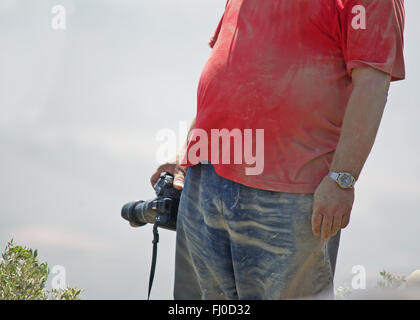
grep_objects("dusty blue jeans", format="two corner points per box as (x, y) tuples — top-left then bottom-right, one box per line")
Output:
(174, 163), (340, 300)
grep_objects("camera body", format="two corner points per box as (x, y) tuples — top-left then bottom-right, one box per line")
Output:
(121, 172), (181, 231)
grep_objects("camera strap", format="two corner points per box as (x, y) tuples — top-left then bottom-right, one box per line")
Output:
(147, 222), (159, 300)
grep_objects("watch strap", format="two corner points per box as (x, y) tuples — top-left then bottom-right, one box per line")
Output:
(328, 172), (340, 182)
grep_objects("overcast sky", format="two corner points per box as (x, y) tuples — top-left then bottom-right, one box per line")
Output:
(0, 0), (419, 299)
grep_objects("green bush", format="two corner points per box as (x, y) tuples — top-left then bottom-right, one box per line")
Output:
(0, 239), (82, 300)
(335, 269), (407, 299)
(377, 270), (406, 289)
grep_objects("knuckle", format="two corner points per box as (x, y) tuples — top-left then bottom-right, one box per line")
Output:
(315, 202), (327, 212)
(312, 211), (322, 219)
(323, 217), (333, 225)
(174, 175), (184, 182)
(338, 203), (351, 212)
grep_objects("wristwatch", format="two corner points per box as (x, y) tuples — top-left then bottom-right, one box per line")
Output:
(328, 172), (356, 189)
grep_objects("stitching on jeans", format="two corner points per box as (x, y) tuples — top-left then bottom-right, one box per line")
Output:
(230, 184), (240, 209)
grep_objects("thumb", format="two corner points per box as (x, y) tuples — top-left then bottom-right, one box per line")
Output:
(173, 172), (185, 190)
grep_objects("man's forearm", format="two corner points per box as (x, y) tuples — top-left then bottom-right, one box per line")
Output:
(330, 68), (391, 180)
(178, 116), (196, 157)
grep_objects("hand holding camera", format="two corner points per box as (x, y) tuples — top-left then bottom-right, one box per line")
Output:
(150, 153), (188, 191)
(121, 172), (182, 231)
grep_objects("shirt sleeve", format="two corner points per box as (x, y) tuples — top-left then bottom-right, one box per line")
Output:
(209, 0), (230, 48)
(337, 0), (406, 81)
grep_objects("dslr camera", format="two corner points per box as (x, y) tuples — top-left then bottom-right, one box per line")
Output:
(121, 172), (181, 231)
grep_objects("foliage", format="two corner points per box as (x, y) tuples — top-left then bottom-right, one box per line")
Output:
(335, 269), (407, 299)
(334, 283), (353, 299)
(377, 269), (406, 289)
(0, 239), (82, 300)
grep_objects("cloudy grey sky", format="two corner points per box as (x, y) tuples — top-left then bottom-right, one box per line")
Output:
(0, 0), (419, 299)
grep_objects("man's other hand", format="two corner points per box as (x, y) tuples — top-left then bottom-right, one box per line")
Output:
(150, 154), (188, 190)
(311, 176), (354, 242)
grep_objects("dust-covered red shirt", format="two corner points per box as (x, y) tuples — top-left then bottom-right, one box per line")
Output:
(182, 0), (405, 193)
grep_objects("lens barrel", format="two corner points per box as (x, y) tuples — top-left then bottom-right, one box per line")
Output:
(121, 201), (147, 227)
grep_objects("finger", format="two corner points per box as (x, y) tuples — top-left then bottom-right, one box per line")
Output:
(173, 167), (187, 190)
(311, 211), (323, 237)
(150, 171), (161, 187)
(331, 215), (343, 236)
(150, 164), (176, 186)
(320, 215), (333, 242)
(341, 214), (350, 229)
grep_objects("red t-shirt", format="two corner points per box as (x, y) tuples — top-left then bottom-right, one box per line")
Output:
(182, 0), (405, 193)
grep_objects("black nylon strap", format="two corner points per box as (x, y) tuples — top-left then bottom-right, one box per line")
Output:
(147, 222), (160, 300)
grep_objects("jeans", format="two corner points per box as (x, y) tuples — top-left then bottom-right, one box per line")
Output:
(174, 163), (340, 300)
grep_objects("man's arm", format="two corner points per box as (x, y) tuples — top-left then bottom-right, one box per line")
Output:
(150, 116), (196, 189)
(312, 67), (391, 241)
(178, 116), (196, 161)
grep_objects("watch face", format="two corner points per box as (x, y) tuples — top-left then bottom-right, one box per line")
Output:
(338, 173), (353, 188)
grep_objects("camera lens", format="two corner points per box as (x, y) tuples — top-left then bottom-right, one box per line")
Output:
(121, 202), (136, 221)
(121, 201), (148, 227)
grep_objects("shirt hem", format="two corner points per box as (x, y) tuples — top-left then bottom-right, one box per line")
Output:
(182, 162), (320, 194)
